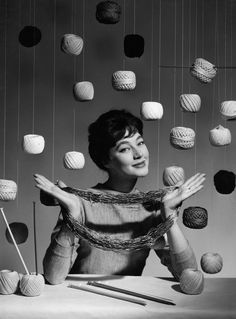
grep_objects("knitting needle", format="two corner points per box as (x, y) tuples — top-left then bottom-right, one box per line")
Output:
(0, 207), (30, 275)
(88, 281), (176, 306)
(68, 283), (146, 306)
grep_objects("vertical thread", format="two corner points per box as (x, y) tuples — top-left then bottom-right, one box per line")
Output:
(188, 0), (191, 93)
(173, 0), (177, 127)
(150, 0), (153, 101)
(123, 0), (126, 70)
(181, 0), (184, 126)
(82, 0), (85, 80)
(52, 0), (57, 181)
(3, 0), (8, 179)
(230, 0), (232, 98)
(133, 0), (136, 34)
(32, 0), (36, 134)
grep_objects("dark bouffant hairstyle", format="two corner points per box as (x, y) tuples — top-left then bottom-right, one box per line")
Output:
(88, 109), (143, 171)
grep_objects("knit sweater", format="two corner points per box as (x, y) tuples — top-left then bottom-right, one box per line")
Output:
(43, 185), (197, 284)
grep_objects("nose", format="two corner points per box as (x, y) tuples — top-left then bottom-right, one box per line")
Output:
(133, 148), (142, 159)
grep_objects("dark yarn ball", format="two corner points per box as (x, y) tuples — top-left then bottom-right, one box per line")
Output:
(6, 222), (28, 244)
(124, 34), (144, 58)
(19, 26), (42, 47)
(96, 1), (121, 24)
(214, 170), (235, 194)
(40, 190), (59, 206)
(183, 206), (208, 229)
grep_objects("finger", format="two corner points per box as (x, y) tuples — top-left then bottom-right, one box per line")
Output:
(57, 180), (67, 188)
(184, 173), (206, 189)
(182, 184), (204, 201)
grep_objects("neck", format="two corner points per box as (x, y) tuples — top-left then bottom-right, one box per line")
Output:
(103, 176), (137, 193)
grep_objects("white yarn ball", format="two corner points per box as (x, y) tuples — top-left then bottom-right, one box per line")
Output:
(112, 71), (136, 90)
(61, 34), (83, 56)
(0, 179), (17, 201)
(170, 127), (195, 149)
(0, 270), (20, 294)
(140, 101), (163, 120)
(179, 94), (201, 112)
(73, 81), (94, 101)
(180, 268), (204, 295)
(23, 134), (45, 154)
(191, 58), (217, 83)
(63, 151), (85, 170)
(163, 166), (185, 186)
(20, 273), (45, 297)
(209, 125), (231, 146)
(220, 101), (236, 120)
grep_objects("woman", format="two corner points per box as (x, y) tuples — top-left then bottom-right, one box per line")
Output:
(34, 109), (205, 285)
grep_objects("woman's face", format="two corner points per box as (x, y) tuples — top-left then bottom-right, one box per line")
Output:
(105, 130), (149, 179)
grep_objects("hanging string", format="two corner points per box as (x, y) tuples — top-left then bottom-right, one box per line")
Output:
(82, 0), (85, 80)
(230, 0), (232, 99)
(173, 0), (177, 128)
(223, 1), (228, 168)
(188, 0), (191, 93)
(211, 0), (218, 129)
(133, 0), (136, 34)
(181, 0), (184, 126)
(201, 0), (204, 57)
(32, 0), (36, 133)
(123, 0), (126, 70)
(193, 0), (198, 175)
(52, 0), (57, 181)
(150, 0), (153, 101)
(157, 0), (161, 187)
(72, 0), (76, 151)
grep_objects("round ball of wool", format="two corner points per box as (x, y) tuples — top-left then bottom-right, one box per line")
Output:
(112, 71), (136, 91)
(179, 94), (201, 112)
(209, 125), (231, 146)
(61, 34), (83, 56)
(124, 34), (144, 58)
(140, 101), (163, 120)
(96, 1), (121, 24)
(0, 270), (20, 295)
(73, 81), (94, 101)
(170, 127), (195, 149)
(190, 58), (217, 83)
(0, 179), (17, 201)
(6, 222), (28, 245)
(20, 273), (45, 297)
(220, 101), (236, 120)
(63, 151), (85, 170)
(18, 26), (41, 47)
(214, 170), (235, 194)
(183, 206), (208, 229)
(179, 268), (204, 295)
(40, 190), (59, 206)
(163, 166), (185, 187)
(200, 252), (223, 274)
(23, 134), (45, 154)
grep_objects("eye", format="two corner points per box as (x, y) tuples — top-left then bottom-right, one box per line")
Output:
(119, 147), (130, 153)
(137, 139), (145, 146)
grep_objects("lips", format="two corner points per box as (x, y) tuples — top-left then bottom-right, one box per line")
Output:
(133, 160), (146, 168)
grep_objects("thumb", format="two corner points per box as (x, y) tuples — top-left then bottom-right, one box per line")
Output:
(56, 180), (67, 188)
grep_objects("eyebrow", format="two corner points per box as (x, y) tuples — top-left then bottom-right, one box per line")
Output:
(115, 135), (142, 149)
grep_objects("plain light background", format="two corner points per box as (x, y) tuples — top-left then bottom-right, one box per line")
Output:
(0, 0), (235, 278)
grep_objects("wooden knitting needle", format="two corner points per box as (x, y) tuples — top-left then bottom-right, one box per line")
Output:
(0, 207), (29, 275)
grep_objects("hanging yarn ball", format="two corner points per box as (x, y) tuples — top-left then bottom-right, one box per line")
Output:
(96, 1), (121, 24)
(63, 151), (85, 170)
(214, 170), (235, 194)
(18, 26), (42, 47)
(0, 270), (20, 295)
(140, 102), (163, 120)
(162, 166), (185, 187)
(200, 252), (223, 274)
(183, 206), (208, 229)
(179, 94), (201, 112)
(40, 190), (59, 206)
(0, 179), (17, 201)
(220, 101), (236, 120)
(209, 125), (231, 146)
(179, 268), (204, 295)
(5, 222), (28, 245)
(190, 58), (217, 83)
(61, 34), (84, 56)
(112, 71), (136, 91)
(20, 273), (45, 297)
(73, 81), (94, 101)
(124, 34), (144, 58)
(23, 134), (45, 154)
(170, 127), (195, 149)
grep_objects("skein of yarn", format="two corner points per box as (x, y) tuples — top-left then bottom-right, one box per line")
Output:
(179, 269), (204, 295)
(183, 206), (208, 229)
(5, 222), (29, 245)
(140, 102), (163, 120)
(23, 134), (45, 154)
(214, 170), (235, 194)
(20, 273), (45, 297)
(0, 179), (17, 201)
(170, 127), (195, 149)
(18, 26), (42, 47)
(61, 34), (83, 56)
(96, 1), (121, 24)
(190, 58), (217, 83)
(209, 125), (231, 146)
(220, 101), (236, 120)
(112, 71), (136, 90)
(63, 152), (85, 170)
(124, 34), (144, 58)
(0, 270), (20, 295)
(200, 252), (223, 274)
(73, 81), (94, 101)
(179, 94), (201, 112)
(162, 166), (185, 186)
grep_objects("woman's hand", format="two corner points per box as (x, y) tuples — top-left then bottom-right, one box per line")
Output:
(161, 173), (206, 220)
(34, 174), (81, 220)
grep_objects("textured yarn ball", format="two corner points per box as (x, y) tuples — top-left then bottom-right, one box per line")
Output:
(23, 134), (45, 154)
(179, 94), (201, 112)
(124, 34), (144, 58)
(190, 58), (217, 83)
(0, 270), (20, 295)
(163, 166), (185, 187)
(73, 81), (94, 101)
(96, 1), (121, 24)
(183, 206), (208, 229)
(0, 179), (17, 201)
(61, 34), (83, 55)
(209, 125), (231, 146)
(170, 127), (195, 149)
(19, 26), (41, 47)
(200, 252), (223, 274)
(5, 222), (28, 245)
(63, 152), (85, 170)
(20, 273), (45, 297)
(179, 268), (204, 295)
(112, 71), (136, 91)
(214, 170), (235, 194)
(140, 101), (163, 120)
(220, 101), (236, 120)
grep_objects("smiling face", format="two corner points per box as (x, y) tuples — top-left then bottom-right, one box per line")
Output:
(105, 130), (149, 180)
